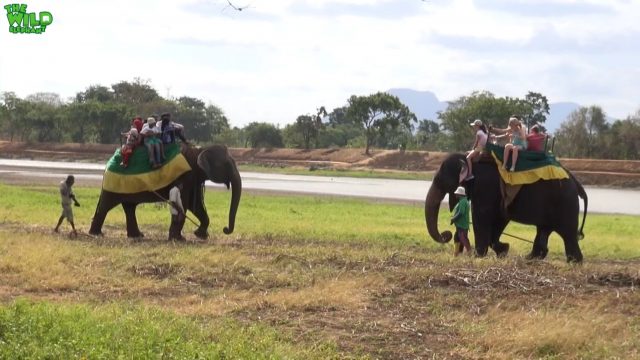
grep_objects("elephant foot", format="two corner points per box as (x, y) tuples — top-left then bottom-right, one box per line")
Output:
(526, 247), (548, 260)
(194, 228), (208, 239)
(127, 232), (144, 239)
(492, 242), (510, 258)
(566, 253), (583, 264)
(474, 246), (489, 258)
(89, 230), (103, 237)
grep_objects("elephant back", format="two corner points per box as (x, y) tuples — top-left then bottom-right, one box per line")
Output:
(102, 143), (191, 194)
(485, 143), (569, 185)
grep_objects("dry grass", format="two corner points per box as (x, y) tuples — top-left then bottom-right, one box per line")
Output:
(2, 226), (639, 359)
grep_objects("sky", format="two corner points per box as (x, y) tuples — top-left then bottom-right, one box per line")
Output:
(1, 0), (639, 127)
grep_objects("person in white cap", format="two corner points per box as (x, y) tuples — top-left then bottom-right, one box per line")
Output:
(463, 119), (488, 181)
(141, 117), (164, 168)
(450, 186), (471, 256)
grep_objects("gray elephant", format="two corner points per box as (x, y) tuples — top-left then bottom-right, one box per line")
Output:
(89, 144), (241, 239)
(425, 153), (587, 262)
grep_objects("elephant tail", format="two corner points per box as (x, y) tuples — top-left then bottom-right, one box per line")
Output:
(568, 169), (588, 240)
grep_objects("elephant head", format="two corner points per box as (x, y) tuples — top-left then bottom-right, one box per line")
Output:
(424, 154), (467, 244)
(196, 145), (242, 234)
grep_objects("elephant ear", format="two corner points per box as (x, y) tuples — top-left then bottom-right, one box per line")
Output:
(197, 147), (231, 189)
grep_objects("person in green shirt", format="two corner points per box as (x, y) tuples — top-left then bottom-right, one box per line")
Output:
(450, 186), (471, 256)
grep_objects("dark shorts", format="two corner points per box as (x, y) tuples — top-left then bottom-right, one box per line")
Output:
(454, 228), (469, 245)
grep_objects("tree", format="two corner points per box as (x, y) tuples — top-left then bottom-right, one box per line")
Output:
(175, 96), (209, 142)
(78, 85), (114, 103)
(288, 106), (328, 149)
(111, 78), (160, 105)
(207, 104), (230, 138)
(215, 126), (245, 147)
(438, 91), (530, 151)
(605, 117), (640, 159)
(0, 92), (19, 141)
(415, 119), (441, 150)
(93, 102), (131, 144)
(522, 92), (550, 130)
(244, 122), (284, 148)
(346, 92), (416, 155)
(554, 106), (608, 158)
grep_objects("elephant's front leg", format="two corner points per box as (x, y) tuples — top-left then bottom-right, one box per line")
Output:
(89, 194), (118, 236)
(471, 212), (492, 257)
(189, 185), (210, 239)
(122, 203), (144, 238)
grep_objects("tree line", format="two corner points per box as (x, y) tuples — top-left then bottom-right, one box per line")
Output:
(1, 80), (638, 159)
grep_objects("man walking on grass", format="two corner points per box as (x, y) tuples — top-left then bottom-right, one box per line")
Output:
(168, 181), (186, 241)
(54, 175), (80, 236)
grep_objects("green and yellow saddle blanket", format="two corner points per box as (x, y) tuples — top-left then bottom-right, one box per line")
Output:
(486, 143), (568, 185)
(102, 143), (191, 194)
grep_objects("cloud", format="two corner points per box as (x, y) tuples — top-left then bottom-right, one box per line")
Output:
(428, 27), (640, 54)
(1, 0), (639, 126)
(289, 0), (425, 19)
(474, 0), (615, 17)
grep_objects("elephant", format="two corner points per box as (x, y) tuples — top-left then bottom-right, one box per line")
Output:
(89, 144), (241, 239)
(424, 152), (587, 262)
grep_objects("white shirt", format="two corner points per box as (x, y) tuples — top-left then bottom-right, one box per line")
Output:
(141, 123), (161, 136)
(59, 181), (73, 205)
(169, 186), (184, 215)
(476, 130), (488, 148)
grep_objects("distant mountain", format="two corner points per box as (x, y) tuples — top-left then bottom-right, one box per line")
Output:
(387, 88), (580, 133)
(386, 88), (447, 122)
(546, 102), (580, 133)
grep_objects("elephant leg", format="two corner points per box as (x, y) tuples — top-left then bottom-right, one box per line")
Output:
(89, 194), (119, 236)
(490, 218), (510, 258)
(122, 202), (144, 238)
(556, 225), (583, 263)
(526, 227), (551, 260)
(190, 184), (210, 239)
(472, 213), (496, 257)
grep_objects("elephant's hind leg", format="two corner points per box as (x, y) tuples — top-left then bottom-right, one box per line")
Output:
(490, 217), (510, 258)
(122, 203), (144, 238)
(557, 226), (583, 263)
(526, 227), (551, 260)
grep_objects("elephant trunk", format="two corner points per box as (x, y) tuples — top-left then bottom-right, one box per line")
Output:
(425, 183), (452, 244)
(223, 161), (242, 234)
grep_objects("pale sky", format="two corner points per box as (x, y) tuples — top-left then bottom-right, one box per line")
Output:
(1, 0), (639, 127)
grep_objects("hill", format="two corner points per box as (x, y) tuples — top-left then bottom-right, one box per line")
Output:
(387, 88), (580, 132)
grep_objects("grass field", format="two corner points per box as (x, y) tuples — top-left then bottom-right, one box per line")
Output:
(1, 182), (639, 359)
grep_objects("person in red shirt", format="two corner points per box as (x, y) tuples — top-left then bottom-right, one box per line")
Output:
(526, 125), (546, 152)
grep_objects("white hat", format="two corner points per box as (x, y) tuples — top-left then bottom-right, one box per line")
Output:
(147, 117), (156, 124)
(469, 119), (483, 127)
(454, 186), (466, 196)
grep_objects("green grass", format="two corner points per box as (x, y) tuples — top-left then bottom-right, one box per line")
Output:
(0, 299), (338, 359)
(239, 163), (433, 181)
(1, 183), (638, 259)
